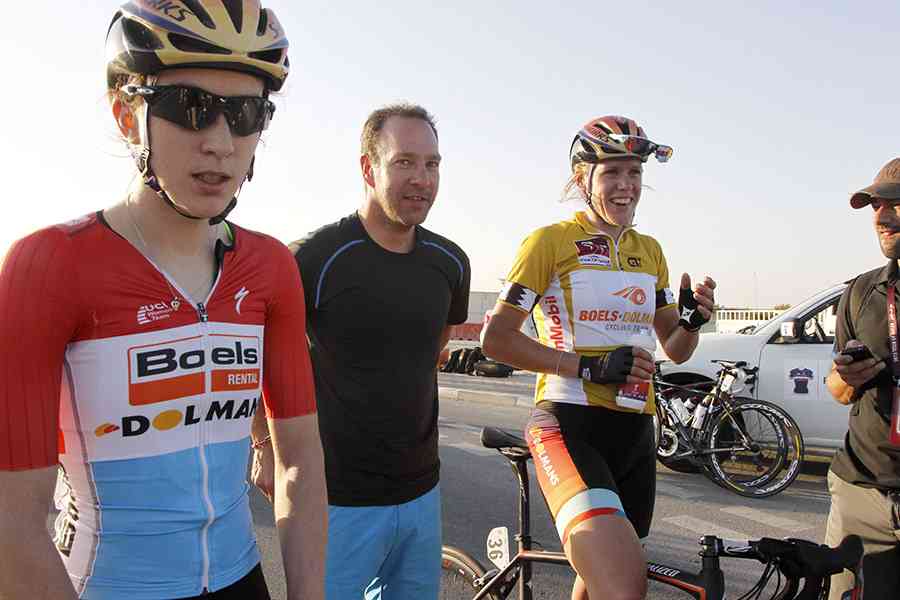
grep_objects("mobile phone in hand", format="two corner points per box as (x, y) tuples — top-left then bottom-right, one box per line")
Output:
(842, 346), (873, 362)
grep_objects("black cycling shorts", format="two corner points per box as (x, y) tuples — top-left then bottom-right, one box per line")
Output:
(179, 564), (271, 600)
(524, 403), (656, 545)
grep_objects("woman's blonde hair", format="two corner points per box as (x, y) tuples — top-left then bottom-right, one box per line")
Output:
(561, 163), (590, 204)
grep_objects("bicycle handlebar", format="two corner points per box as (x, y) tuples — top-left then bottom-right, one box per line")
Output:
(712, 535), (863, 600)
(755, 535), (863, 578)
(714, 535), (862, 576)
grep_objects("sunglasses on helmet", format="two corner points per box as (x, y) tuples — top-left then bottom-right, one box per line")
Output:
(121, 84), (275, 137)
(606, 133), (673, 163)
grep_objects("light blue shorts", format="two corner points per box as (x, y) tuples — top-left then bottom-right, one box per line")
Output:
(325, 484), (442, 600)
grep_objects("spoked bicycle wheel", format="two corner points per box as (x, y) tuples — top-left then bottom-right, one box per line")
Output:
(706, 399), (803, 498)
(441, 546), (501, 600)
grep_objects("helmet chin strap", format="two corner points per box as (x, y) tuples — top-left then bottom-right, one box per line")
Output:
(131, 98), (255, 226)
(583, 164), (610, 224)
(582, 164), (634, 229)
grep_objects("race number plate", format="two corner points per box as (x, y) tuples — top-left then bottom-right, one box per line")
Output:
(486, 526), (510, 569)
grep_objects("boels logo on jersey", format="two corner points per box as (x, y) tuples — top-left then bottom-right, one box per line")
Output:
(94, 336), (262, 438)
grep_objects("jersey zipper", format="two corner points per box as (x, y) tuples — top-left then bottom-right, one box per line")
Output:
(129, 240), (227, 594)
(609, 227), (631, 272)
(195, 268), (222, 594)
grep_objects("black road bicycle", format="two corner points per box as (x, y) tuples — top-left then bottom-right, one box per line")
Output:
(654, 360), (805, 498)
(441, 427), (861, 600)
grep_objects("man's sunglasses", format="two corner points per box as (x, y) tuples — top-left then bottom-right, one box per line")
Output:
(121, 84), (275, 137)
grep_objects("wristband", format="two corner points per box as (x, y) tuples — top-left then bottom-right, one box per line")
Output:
(251, 434), (272, 450)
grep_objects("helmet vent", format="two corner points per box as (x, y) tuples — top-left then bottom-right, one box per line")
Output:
(249, 48), (283, 65)
(256, 10), (269, 36)
(221, 0), (244, 33)
(122, 18), (164, 50)
(179, 0), (215, 29)
(168, 32), (231, 55)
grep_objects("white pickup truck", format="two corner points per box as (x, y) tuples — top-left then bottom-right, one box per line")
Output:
(657, 283), (850, 450)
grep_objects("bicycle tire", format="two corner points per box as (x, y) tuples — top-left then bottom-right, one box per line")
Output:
(706, 399), (803, 498)
(733, 397), (805, 494)
(441, 546), (502, 600)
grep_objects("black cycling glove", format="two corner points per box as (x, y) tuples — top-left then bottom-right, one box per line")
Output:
(678, 286), (709, 332)
(578, 347), (634, 384)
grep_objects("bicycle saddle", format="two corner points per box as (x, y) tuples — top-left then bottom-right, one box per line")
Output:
(481, 427), (529, 451)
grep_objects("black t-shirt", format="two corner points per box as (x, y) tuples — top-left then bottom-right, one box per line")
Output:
(291, 213), (470, 505)
(831, 260), (900, 490)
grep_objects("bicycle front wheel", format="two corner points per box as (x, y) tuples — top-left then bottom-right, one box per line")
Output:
(441, 546), (501, 600)
(706, 399), (803, 498)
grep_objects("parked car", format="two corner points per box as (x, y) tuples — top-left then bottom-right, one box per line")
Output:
(656, 283), (849, 450)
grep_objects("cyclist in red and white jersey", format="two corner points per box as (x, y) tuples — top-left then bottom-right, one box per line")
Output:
(0, 2), (326, 599)
(483, 116), (716, 600)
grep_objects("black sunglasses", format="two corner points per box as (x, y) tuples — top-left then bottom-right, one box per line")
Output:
(121, 84), (275, 137)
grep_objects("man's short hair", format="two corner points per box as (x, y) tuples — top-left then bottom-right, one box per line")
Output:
(361, 103), (438, 165)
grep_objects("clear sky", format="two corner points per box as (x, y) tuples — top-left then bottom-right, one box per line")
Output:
(2, 1), (897, 307)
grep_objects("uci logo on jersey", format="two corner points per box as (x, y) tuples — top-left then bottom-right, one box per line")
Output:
(127, 336), (261, 406)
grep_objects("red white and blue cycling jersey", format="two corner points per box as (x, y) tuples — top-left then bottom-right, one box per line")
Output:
(0, 212), (315, 599)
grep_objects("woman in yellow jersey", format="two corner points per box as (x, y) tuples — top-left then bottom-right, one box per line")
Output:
(482, 115), (716, 600)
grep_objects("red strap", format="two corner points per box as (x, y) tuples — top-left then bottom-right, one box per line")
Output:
(888, 285), (900, 380)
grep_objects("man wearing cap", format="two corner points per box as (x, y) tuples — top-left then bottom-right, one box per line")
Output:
(825, 158), (900, 599)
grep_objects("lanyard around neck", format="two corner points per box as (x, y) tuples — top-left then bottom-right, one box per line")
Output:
(887, 284), (900, 380)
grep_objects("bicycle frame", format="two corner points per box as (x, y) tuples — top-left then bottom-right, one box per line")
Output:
(469, 450), (730, 600)
(655, 365), (763, 462)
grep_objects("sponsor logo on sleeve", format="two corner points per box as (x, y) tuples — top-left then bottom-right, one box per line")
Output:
(573, 237), (612, 267)
(543, 296), (567, 349)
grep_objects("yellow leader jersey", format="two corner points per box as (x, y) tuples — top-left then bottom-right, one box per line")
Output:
(499, 212), (677, 413)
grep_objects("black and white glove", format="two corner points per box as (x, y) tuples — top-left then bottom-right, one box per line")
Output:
(678, 286), (709, 332)
(578, 347), (634, 384)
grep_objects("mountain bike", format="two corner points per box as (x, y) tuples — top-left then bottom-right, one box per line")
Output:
(654, 360), (804, 498)
(441, 427), (863, 600)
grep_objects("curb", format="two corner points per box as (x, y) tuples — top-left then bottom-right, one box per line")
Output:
(439, 386), (532, 409)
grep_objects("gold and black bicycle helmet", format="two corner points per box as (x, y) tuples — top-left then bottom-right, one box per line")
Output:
(106, 0), (289, 91)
